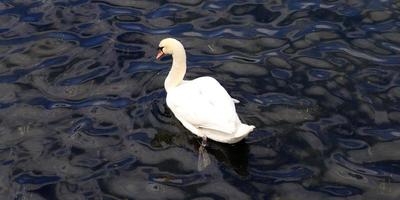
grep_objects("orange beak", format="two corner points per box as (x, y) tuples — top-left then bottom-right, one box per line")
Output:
(156, 50), (165, 60)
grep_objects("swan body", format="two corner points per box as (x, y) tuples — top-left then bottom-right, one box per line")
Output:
(157, 38), (255, 144)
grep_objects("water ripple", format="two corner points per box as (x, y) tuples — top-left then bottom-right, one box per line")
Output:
(0, 0), (399, 199)
(250, 166), (314, 183)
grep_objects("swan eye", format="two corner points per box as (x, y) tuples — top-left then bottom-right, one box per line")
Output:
(157, 47), (164, 52)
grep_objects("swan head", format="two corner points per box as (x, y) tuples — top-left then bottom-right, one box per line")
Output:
(156, 38), (184, 60)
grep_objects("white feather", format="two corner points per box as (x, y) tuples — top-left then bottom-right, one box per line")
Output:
(167, 77), (239, 134)
(158, 38), (255, 143)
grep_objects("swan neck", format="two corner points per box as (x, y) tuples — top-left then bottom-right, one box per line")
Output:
(165, 49), (186, 91)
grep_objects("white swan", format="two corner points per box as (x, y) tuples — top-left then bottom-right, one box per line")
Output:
(156, 38), (255, 144)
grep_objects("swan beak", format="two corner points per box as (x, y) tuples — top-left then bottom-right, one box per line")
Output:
(156, 50), (165, 60)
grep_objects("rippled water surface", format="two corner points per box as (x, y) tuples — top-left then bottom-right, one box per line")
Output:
(1, 0), (400, 199)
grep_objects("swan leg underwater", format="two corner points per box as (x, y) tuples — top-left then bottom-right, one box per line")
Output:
(156, 38), (255, 170)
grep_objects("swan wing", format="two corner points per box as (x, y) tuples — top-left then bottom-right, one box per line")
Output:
(166, 77), (239, 134)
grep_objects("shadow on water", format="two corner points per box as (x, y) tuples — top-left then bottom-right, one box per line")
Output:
(0, 0), (400, 199)
(192, 138), (250, 176)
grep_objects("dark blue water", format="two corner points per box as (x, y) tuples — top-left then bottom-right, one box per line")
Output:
(0, 0), (399, 199)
